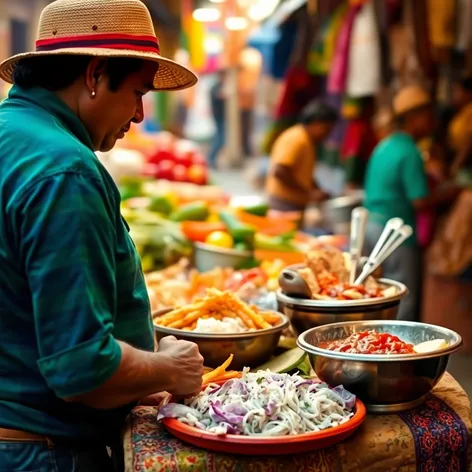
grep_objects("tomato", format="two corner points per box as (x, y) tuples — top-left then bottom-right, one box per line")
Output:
(181, 222), (227, 243)
(187, 164), (208, 186)
(205, 231), (234, 249)
(155, 159), (174, 180)
(172, 164), (189, 182)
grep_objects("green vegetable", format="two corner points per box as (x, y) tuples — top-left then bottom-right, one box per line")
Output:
(254, 233), (297, 252)
(119, 176), (146, 200)
(128, 214), (192, 271)
(219, 210), (256, 247)
(235, 257), (260, 270)
(242, 202), (269, 217)
(169, 202), (209, 222)
(148, 196), (174, 216)
(234, 242), (251, 252)
(254, 348), (309, 374)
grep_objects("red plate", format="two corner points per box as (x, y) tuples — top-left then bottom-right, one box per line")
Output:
(162, 395), (366, 456)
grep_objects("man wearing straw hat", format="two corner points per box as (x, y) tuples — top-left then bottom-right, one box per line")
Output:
(364, 85), (460, 322)
(0, 0), (204, 470)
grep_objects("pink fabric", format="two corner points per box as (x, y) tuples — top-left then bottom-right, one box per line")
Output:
(327, 5), (361, 94)
(417, 175), (439, 248)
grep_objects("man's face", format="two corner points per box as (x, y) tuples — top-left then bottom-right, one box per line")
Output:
(81, 61), (159, 152)
(407, 106), (435, 139)
(306, 121), (335, 142)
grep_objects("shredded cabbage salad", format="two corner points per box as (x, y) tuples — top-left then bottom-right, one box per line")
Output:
(158, 369), (356, 437)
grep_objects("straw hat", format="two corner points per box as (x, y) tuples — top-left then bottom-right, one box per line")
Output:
(393, 85), (431, 117)
(0, 0), (197, 91)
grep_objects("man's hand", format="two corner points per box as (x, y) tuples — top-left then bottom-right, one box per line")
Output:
(310, 188), (331, 202)
(157, 336), (204, 397)
(140, 392), (171, 407)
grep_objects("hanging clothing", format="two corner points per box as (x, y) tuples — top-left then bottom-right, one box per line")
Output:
(449, 102), (472, 152)
(262, 67), (321, 153)
(346, 1), (382, 97)
(308, 2), (349, 75)
(427, 0), (456, 50)
(341, 118), (378, 187)
(327, 5), (361, 94)
(427, 190), (472, 277)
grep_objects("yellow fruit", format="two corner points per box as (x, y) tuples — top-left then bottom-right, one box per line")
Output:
(207, 213), (220, 223)
(205, 231), (234, 249)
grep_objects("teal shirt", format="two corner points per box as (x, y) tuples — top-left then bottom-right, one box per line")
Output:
(364, 132), (429, 246)
(0, 86), (154, 441)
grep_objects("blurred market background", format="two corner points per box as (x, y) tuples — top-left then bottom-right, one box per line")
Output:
(0, 0), (470, 394)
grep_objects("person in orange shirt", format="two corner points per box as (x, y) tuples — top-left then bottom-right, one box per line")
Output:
(266, 101), (337, 215)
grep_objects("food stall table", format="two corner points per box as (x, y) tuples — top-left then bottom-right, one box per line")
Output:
(123, 373), (472, 472)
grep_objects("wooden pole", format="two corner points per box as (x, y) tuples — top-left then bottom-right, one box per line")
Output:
(223, 0), (243, 166)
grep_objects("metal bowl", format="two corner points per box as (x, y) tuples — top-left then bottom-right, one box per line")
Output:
(154, 311), (290, 370)
(193, 242), (253, 272)
(297, 320), (463, 413)
(276, 279), (408, 335)
(321, 191), (365, 234)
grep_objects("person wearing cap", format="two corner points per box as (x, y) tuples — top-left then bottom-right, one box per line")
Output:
(265, 100), (337, 219)
(364, 85), (460, 321)
(0, 0), (204, 470)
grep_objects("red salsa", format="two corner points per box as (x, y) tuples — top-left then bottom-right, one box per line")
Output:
(320, 330), (415, 354)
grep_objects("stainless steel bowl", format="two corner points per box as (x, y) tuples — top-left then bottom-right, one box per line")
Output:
(321, 191), (365, 234)
(154, 311), (290, 370)
(193, 242), (253, 272)
(297, 320), (463, 413)
(277, 279), (408, 335)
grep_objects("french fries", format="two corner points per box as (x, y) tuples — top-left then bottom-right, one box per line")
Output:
(202, 354), (242, 385)
(154, 289), (278, 332)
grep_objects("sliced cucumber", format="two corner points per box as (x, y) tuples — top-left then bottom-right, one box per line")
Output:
(254, 348), (308, 374)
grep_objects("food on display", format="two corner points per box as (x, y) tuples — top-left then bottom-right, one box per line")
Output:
(153, 289), (283, 333)
(297, 247), (396, 301)
(202, 355), (242, 385)
(144, 137), (209, 186)
(146, 260), (286, 312)
(256, 348), (309, 375)
(158, 369), (357, 437)
(320, 330), (449, 355)
(204, 231), (234, 249)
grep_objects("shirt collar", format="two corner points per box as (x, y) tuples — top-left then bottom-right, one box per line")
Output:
(8, 85), (94, 150)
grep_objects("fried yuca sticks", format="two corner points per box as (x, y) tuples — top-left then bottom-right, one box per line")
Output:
(154, 289), (279, 331)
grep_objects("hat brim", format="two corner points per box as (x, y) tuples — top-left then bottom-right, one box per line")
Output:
(0, 48), (198, 92)
(394, 100), (432, 117)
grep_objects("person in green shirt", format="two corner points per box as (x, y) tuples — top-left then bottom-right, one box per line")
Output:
(364, 85), (460, 321)
(0, 1), (203, 471)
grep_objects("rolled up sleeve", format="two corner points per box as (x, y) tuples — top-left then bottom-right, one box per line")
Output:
(18, 170), (122, 398)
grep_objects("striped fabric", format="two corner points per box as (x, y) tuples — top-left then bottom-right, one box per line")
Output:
(0, 86), (154, 441)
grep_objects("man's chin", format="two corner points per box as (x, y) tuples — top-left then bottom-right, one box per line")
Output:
(99, 139), (118, 153)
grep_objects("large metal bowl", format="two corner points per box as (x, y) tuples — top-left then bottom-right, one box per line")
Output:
(297, 320), (463, 413)
(276, 279), (408, 335)
(193, 242), (253, 272)
(154, 311), (290, 370)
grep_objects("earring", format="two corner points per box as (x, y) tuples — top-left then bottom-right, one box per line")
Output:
(91, 90), (96, 98)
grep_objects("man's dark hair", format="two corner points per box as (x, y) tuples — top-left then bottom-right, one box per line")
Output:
(12, 55), (145, 91)
(299, 100), (338, 125)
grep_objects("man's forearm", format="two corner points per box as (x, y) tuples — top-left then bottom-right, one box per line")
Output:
(64, 341), (175, 410)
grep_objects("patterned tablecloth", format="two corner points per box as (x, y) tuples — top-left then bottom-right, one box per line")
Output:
(123, 373), (472, 472)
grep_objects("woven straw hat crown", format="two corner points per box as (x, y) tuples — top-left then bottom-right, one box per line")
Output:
(0, 0), (197, 91)
(393, 85), (432, 117)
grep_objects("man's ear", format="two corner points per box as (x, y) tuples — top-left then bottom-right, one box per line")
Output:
(84, 57), (108, 93)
